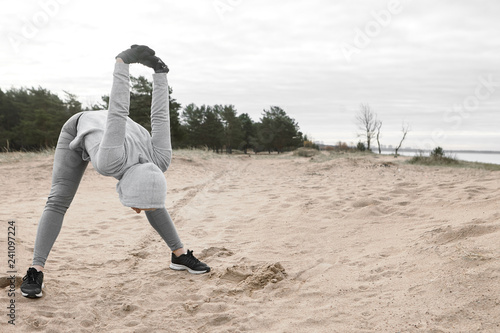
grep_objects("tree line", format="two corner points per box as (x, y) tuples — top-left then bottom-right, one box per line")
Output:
(0, 75), (303, 153)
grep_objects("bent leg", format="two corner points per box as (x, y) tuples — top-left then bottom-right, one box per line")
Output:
(145, 208), (184, 251)
(32, 114), (88, 267)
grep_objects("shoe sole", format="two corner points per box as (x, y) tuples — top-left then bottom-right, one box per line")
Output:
(21, 283), (44, 298)
(169, 263), (210, 274)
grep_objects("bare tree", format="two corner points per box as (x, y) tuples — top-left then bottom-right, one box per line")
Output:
(394, 122), (410, 157)
(375, 120), (382, 154)
(356, 104), (378, 151)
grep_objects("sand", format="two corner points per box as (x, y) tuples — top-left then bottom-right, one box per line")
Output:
(0, 150), (499, 332)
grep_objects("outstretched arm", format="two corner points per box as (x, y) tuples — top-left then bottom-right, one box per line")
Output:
(101, 60), (129, 148)
(94, 60), (129, 174)
(150, 72), (172, 172)
(95, 46), (156, 175)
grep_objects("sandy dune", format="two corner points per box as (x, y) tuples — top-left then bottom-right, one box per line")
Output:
(1, 150), (499, 332)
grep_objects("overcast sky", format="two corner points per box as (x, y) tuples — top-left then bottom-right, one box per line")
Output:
(1, 0), (499, 150)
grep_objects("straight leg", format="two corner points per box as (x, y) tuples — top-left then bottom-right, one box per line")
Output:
(145, 208), (184, 251)
(32, 113), (88, 267)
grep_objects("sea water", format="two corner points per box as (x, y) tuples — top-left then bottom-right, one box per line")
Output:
(451, 152), (500, 165)
(385, 151), (500, 165)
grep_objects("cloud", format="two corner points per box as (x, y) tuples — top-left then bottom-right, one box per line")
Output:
(0, 0), (498, 150)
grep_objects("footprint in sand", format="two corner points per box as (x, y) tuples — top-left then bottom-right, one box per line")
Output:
(0, 275), (22, 288)
(220, 266), (252, 283)
(33, 310), (56, 319)
(294, 262), (333, 282)
(130, 250), (149, 259)
(208, 315), (233, 327)
(358, 264), (402, 282)
(124, 320), (140, 327)
(217, 262), (287, 292)
(426, 224), (499, 245)
(27, 317), (49, 329)
(351, 198), (380, 208)
(199, 247), (234, 259)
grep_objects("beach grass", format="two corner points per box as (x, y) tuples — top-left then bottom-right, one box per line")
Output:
(0, 148), (55, 164)
(407, 154), (500, 171)
(3, 148), (499, 171)
(293, 147), (321, 157)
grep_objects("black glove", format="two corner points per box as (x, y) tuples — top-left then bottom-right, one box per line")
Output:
(116, 45), (155, 64)
(140, 55), (169, 73)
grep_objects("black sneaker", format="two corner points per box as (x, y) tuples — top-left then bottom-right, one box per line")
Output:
(170, 250), (210, 274)
(116, 44), (155, 64)
(21, 267), (44, 298)
(140, 55), (169, 73)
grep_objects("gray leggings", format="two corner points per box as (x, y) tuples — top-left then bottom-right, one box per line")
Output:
(32, 115), (183, 267)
